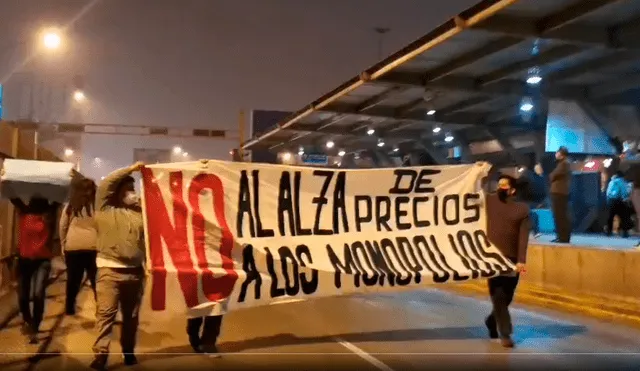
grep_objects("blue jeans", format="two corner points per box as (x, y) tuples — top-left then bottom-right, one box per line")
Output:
(17, 258), (52, 331)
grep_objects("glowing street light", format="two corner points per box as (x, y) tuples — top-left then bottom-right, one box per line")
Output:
(73, 90), (86, 103)
(43, 31), (62, 50)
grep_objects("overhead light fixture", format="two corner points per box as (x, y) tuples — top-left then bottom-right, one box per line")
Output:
(444, 134), (454, 142)
(427, 109), (436, 116)
(393, 147), (399, 152)
(526, 75), (542, 85)
(377, 140), (385, 147)
(173, 146), (183, 154)
(183, 152), (189, 157)
(433, 126), (441, 133)
(338, 150), (345, 157)
(367, 128), (375, 135)
(326, 140), (335, 149)
(520, 102), (534, 112)
(64, 148), (74, 157)
(283, 152), (292, 161)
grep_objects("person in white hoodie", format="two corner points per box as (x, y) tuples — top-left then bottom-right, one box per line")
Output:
(59, 178), (98, 315)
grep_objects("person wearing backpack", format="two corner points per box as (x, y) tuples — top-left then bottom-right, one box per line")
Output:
(606, 171), (632, 237)
(59, 178), (98, 315)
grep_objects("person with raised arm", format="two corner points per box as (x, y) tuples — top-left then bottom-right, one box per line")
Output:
(90, 162), (146, 371)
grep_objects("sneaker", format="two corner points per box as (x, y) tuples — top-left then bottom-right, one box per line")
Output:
(28, 333), (38, 344)
(484, 317), (498, 339)
(20, 323), (31, 335)
(189, 336), (203, 353)
(123, 354), (138, 366)
(202, 344), (221, 358)
(90, 355), (108, 371)
(500, 337), (514, 348)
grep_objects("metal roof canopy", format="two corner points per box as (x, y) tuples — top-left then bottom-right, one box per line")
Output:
(242, 0), (640, 166)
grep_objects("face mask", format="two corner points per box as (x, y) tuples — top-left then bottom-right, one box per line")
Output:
(123, 192), (139, 205)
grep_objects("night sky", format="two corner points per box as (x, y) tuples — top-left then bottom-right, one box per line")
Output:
(0, 0), (478, 131)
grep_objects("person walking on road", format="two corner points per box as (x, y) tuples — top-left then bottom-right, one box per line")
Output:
(59, 178), (99, 315)
(549, 146), (572, 243)
(90, 162), (146, 371)
(10, 196), (60, 344)
(484, 174), (530, 348)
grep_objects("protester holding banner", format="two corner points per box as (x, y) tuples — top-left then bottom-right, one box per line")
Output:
(91, 162), (146, 371)
(1, 160), (73, 344)
(484, 174), (530, 348)
(187, 307), (225, 357)
(59, 178), (98, 315)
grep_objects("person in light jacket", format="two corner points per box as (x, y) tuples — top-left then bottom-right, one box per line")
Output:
(606, 171), (633, 237)
(90, 161), (145, 371)
(59, 178), (98, 315)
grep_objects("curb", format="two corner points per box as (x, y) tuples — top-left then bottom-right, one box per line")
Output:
(0, 270), (65, 331)
(442, 280), (640, 328)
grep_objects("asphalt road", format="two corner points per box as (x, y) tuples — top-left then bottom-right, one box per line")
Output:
(0, 276), (639, 371)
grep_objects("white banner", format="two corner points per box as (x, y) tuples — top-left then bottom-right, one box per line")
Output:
(141, 160), (514, 317)
(0, 159), (74, 203)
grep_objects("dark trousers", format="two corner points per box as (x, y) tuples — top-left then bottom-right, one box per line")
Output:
(550, 193), (571, 242)
(487, 273), (520, 338)
(187, 315), (223, 346)
(65, 250), (98, 313)
(17, 258), (52, 332)
(529, 210), (539, 235)
(607, 199), (632, 236)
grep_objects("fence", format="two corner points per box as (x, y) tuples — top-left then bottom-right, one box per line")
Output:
(0, 120), (66, 296)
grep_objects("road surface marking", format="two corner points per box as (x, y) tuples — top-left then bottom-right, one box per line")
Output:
(334, 337), (394, 371)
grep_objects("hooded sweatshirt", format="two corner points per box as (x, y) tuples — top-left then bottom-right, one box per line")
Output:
(94, 166), (145, 268)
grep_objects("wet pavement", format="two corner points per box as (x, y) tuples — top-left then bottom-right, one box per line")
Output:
(0, 275), (639, 371)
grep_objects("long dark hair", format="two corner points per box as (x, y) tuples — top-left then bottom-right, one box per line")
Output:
(67, 178), (96, 217)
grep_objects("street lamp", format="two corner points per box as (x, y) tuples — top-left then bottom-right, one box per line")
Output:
(42, 31), (62, 50)
(73, 90), (86, 103)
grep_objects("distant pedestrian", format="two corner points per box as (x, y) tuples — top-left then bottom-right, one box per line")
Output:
(484, 174), (530, 348)
(549, 146), (572, 243)
(606, 171), (632, 237)
(59, 178), (98, 315)
(90, 162), (145, 371)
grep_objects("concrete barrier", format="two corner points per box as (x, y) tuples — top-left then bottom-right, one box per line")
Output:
(520, 244), (640, 304)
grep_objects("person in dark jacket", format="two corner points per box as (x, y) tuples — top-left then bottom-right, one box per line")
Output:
(10, 197), (60, 344)
(484, 174), (530, 348)
(549, 146), (572, 243)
